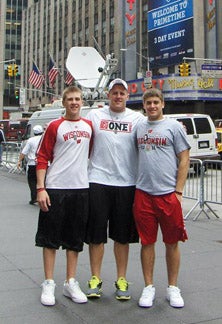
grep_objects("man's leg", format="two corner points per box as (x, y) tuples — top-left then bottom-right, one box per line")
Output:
(43, 247), (56, 279)
(141, 243), (155, 286)
(63, 249), (87, 304)
(114, 241), (131, 300)
(165, 242), (184, 307)
(89, 243), (104, 278)
(165, 242), (180, 286)
(27, 166), (37, 202)
(114, 241), (129, 278)
(138, 243), (156, 307)
(66, 249), (78, 280)
(87, 243), (104, 298)
(0, 144), (2, 163)
(41, 247), (56, 306)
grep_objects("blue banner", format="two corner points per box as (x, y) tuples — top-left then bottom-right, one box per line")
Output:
(148, 0), (194, 68)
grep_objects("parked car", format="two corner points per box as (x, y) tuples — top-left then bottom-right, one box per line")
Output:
(216, 128), (222, 160)
(165, 113), (219, 174)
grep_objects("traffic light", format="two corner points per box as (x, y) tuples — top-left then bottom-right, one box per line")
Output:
(15, 90), (19, 100)
(178, 63), (184, 76)
(178, 63), (191, 76)
(184, 63), (191, 76)
(7, 64), (13, 77)
(14, 64), (19, 76)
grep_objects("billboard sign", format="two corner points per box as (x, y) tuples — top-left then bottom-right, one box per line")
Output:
(201, 64), (222, 78)
(148, 0), (194, 68)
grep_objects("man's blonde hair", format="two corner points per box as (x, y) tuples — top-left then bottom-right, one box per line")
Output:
(62, 86), (82, 101)
(143, 88), (164, 103)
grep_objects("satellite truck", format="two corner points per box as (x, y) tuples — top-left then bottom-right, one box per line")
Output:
(24, 47), (118, 138)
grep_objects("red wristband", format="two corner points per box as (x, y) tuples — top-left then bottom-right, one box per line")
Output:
(37, 188), (46, 193)
(175, 190), (183, 196)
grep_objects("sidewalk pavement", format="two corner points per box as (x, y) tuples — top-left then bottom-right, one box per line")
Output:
(0, 167), (222, 324)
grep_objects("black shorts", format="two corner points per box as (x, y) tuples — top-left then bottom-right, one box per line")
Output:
(85, 183), (138, 244)
(35, 189), (89, 252)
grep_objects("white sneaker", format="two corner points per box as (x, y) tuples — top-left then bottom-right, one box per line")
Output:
(63, 278), (88, 304)
(138, 285), (155, 307)
(41, 279), (56, 306)
(166, 285), (184, 308)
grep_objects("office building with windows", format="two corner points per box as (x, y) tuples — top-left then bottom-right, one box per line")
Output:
(0, 0), (28, 118)
(21, 0), (148, 108)
(1, 0), (222, 118)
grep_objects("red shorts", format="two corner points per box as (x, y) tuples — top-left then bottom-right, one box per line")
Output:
(133, 189), (188, 245)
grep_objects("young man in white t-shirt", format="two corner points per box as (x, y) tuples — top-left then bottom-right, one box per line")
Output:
(85, 78), (144, 300)
(17, 124), (43, 204)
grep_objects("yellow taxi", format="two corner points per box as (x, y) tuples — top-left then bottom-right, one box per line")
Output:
(216, 128), (222, 159)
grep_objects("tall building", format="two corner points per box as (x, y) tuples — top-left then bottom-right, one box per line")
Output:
(0, 0), (28, 119)
(127, 0), (222, 118)
(21, 0), (148, 108)
(1, 0), (222, 119)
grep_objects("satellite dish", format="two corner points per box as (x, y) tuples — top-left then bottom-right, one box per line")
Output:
(66, 47), (105, 88)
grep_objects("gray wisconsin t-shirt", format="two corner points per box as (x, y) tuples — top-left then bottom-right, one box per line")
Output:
(136, 117), (190, 195)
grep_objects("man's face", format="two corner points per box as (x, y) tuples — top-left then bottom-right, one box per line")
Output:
(63, 91), (83, 120)
(143, 96), (165, 121)
(108, 85), (129, 113)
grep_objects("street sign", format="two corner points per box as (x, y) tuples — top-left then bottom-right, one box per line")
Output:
(144, 71), (152, 88)
(146, 70), (152, 78)
(201, 64), (222, 78)
(144, 77), (152, 88)
(19, 88), (26, 105)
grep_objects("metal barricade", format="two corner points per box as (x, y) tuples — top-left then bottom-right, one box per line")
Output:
(183, 159), (222, 220)
(183, 159), (202, 220)
(200, 160), (222, 220)
(1, 141), (25, 174)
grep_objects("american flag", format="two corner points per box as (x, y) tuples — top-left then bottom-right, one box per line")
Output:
(65, 71), (74, 85)
(28, 62), (44, 88)
(48, 57), (59, 87)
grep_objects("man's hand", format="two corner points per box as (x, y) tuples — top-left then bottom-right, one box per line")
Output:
(37, 190), (51, 212)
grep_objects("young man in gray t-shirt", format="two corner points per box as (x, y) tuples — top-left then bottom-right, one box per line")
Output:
(134, 88), (190, 309)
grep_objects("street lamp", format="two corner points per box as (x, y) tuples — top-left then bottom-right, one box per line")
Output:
(120, 48), (150, 73)
(120, 48), (152, 88)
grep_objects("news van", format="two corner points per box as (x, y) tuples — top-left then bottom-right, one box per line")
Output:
(165, 113), (219, 173)
(23, 105), (99, 139)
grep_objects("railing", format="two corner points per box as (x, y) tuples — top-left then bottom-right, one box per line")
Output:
(1, 141), (25, 174)
(183, 159), (222, 220)
(1, 143), (222, 220)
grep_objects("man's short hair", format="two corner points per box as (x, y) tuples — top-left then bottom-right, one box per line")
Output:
(62, 86), (82, 102)
(143, 88), (164, 103)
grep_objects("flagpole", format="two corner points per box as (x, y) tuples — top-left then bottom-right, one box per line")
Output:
(49, 52), (61, 75)
(32, 59), (41, 74)
(48, 53), (60, 88)
(29, 59), (47, 89)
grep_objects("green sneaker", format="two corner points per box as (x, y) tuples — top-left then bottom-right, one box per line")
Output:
(86, 276), (102, 298)
(115, 277), (131, 300)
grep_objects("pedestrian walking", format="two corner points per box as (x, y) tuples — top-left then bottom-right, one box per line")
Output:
(17, 125), (44, 204)
(85, 78), (144, 300)
(35, 86), (93, 306)
(133, 88), (190, 308)
(0, 123), (6, 165)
